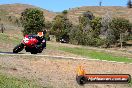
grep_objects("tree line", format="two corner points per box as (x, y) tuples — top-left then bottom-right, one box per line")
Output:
(21, 8), (132, 48)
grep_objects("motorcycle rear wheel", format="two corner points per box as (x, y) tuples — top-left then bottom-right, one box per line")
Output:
(31, 51), (37, 54)
(30, 48), (38, 54)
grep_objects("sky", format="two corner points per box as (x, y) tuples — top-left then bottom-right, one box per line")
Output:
(0, 0), (129, 12)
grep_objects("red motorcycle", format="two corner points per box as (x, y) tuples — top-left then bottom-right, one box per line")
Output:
(13, 34), (46, 54)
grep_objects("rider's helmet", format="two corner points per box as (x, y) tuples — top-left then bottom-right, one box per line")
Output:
(37, 32), (44, 39)
(37, 32), (43, 37)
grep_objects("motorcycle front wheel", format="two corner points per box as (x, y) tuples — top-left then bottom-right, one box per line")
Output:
(13, 43), (24, 53)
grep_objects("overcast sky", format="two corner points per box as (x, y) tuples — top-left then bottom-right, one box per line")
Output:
(0, 0), (128, 12)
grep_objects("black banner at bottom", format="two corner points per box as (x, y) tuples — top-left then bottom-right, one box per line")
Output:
(76, 74), (131, 85)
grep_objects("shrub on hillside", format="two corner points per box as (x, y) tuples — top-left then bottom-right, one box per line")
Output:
(62, 10), (68, 15)
(78, 11), (94, 29)
(83, 11), (95, 20)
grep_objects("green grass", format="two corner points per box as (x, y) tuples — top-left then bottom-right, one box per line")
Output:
(58, 46), (132, 63)
(0, 10), (9, 16)
(0, 33), (22, 45)
(0, 73), (43, 88)
(128, 78), (132, 87)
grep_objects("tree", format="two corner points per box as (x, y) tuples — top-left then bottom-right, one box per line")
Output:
(79, 16), (90, 30)
(105, 28), (116, 47)
(21, 8), (45, 35)
(69, 25), (83, 45)
(127, 0), (132, 8)
(81, 17), (103, 46)
(109, 18), (131, 39)
(51, 14), (72, 42)
(101, 12), (113, 36)
(45, 21), (52, 31)
(62, 10), (68, 15)
(90, 17), (102, 37)
(83, 11), (95, 20)
(44, 21), (52, 41)
(108, 18), (132, 46)
(79, 11), (95, 31)
(69, 11), (103, 46)
(69, 24), (104, 46)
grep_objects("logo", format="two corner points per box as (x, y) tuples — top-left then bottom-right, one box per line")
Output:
(76, 66), (131, 85)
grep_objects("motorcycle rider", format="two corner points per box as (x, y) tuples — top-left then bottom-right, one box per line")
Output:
(36, 31), (46, 49)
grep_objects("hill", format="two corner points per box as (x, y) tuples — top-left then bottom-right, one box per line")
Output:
(67, 6), (132, 24)
(1, 4), (132, 24)
(0, 3), (57, 22)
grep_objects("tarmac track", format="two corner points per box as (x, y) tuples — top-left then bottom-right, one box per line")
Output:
(0, 51), (132, 65)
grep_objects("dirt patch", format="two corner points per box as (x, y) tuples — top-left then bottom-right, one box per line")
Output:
(0, 55), (131, 88)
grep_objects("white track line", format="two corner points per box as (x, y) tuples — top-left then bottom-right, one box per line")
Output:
(0, 53), (132, 64)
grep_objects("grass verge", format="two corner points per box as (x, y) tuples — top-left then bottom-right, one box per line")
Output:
(0, 33), (22, 45)
(58, 47), (132, 63)
(0, 73), (43, 88)
(47, 43), (132, 63)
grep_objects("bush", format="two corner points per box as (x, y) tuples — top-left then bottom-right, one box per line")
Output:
(90, 17), (102, 37)
(62, 10), (68, 15)
(69, 26), (83, 45)
(81, 31), (105, 46)
(45, 32), (50, 41)
(78, 11), (94, 29)
(21, 8), (45, 36)
(69, 26), (105, 47)
(83, 11), (95, 20)
(95, 38), (106, 46)
(45, 21), (52, 31)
